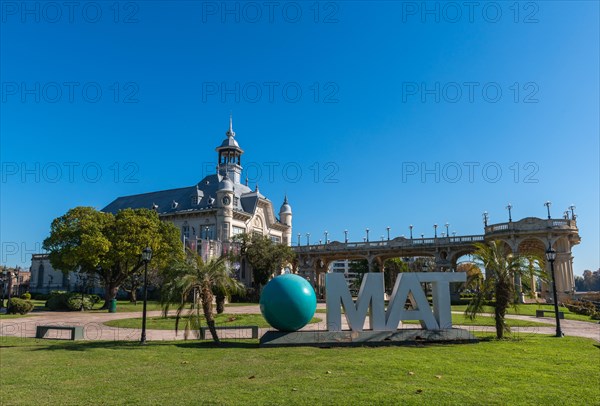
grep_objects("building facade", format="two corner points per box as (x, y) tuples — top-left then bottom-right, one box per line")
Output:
(102, 118), (292, 286)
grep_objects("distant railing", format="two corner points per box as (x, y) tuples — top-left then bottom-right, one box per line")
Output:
(485, 218), (577, 234)
(294, 234), (485, 252)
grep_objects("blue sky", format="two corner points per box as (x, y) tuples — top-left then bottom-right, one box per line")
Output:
(1, 1), (598, 275)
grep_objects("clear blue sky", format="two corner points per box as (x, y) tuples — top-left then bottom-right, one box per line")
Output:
(1, 1), (598, 275)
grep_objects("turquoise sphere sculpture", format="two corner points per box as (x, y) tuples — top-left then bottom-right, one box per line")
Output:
(260, 274), (317, 332)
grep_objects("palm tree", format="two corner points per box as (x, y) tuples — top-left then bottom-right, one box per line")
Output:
(161, 252), (245, 343)
(465, 241), (543, 339)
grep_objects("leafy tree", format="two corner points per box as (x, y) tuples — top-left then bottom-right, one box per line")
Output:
(43, 206), (183, 308)
(457, 262), (483, 292)
(465, 241), (544, 339)
(383, 258), (409, 292)
(161, 253), (244, 343)
(232, 234), (296, 290)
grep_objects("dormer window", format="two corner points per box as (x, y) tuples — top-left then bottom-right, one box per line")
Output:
(151, 203), (159, 211)
(172, 200), (179, 209)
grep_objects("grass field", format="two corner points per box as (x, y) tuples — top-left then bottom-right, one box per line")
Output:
(1, 334), (598, 405)
(317, 303), (598, 323)
(104, 314), (322, 330)
(451, 303), (598, 323)
(402, 314), (552, 327)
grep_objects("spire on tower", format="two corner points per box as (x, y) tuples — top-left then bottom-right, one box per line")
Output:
(226, 113), (235, 137)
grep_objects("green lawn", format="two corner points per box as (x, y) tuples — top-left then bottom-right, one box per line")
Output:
(452, 303), (598, 323)
(104, 314), (322, 330)
(1, 335), (598, 405)
(318, 304), (597, 323)
(402, 314), (552, 327)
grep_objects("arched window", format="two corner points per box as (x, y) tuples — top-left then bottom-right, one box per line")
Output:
(37, 263), (45, 287)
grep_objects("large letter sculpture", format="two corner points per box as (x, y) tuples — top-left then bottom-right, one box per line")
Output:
(326, 272), (466, 332)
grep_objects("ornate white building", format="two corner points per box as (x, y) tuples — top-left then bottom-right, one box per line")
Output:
(102, 118), (293, 286)
(30, 119), (292, 292)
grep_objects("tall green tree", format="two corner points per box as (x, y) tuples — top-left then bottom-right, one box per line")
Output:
(383, 258), (409, 292)
(161, 253), (244, 343)
(43, 206), (183, 308)
(232, 233), (296, 290)
(465, 241), (544, 339)
(457, 262), (484, 292)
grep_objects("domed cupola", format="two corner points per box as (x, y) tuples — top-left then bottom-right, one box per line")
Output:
(279, 195), (292, 215)
(215, 115), (244, 184)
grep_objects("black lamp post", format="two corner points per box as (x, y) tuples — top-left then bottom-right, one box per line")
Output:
(568, 205), (576, 220)
(483, 211), (489, 227)
(344, 230), (348, 244)
(506, 203), (512, 222)
(409, 225), (413, 240)
(297, 233), (301, 246)
(544, 201), (552, 219)
(140, 246), (153, 345)
(433, 224), (438, 238)
(365, 228), (370, 242)
(386, 227), (390, 241)
(306, 233), (310, 246)
(545, 245), (563, 337)
(324, 231), (328, 244)
(445, 222), (449, 236)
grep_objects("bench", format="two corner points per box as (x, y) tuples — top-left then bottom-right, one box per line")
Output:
(199, 325), (259, 340)
(535, 310), (565, 319)
(35, 325), (84, 340)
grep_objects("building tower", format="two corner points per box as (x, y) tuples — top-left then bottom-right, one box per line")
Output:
(216, 175), (234, 241)
(216, 115), (244, 184)
(279, 195), (293, 246)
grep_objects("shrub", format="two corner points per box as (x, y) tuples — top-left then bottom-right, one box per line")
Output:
(66, 295), (94, 311)
(20, 292), (31, 300)
(31, 293), (50, 301)
(88, 294), (102, 305)
(7, 298), (34, 315)
(46, 292), (94, 311)
(563, 299), (600, 319)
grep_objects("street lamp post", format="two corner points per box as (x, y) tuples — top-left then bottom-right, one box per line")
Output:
(344, 230), (348, 244)
(409, 225), (413, 240)
(324, 231), (328, 244)
(483, 211), (489, 227)
(306, 233), (310, 246)
(365, 228), (370, 242)
(386, 227), (390, 241)
(506, 203), (513, 222)
(544, 201), (552, 219)
(545, 246), (563, 337)
(568, 204), (576, 220)
(445, 222), (449, 236)
(297, 233), (301, 246)
(433, 224), (438, 238)
(140, 246), (153, 345)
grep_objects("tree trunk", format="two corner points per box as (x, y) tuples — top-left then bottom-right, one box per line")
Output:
(201, 284), (219, 344)
(216, 293), (225, 314)
(129, 289), (137, 304)
(101, 284), (120, 310)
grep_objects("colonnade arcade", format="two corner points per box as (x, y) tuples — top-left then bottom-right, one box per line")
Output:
(293, 217), (580, 302)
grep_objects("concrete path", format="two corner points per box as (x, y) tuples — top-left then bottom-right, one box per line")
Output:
(1, 304), (598, 342)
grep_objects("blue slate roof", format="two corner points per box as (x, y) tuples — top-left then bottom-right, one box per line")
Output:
(102, 174), (258, 216)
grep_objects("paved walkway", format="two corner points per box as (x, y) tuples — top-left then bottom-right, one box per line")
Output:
(1, 304), (598, 342)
